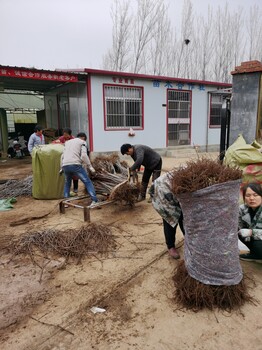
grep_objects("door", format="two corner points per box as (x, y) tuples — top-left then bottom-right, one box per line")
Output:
(167, 90), (191, 146)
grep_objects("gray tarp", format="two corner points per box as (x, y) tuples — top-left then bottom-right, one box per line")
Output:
(177, 180), (243, 286)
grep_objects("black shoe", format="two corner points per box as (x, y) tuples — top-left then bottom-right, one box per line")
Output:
(240, 253), (262, 263)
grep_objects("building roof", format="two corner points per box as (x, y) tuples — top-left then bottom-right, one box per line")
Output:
(0, 64), (232, 92)
(0, 91), (44, 110)
(79, 68), (232, 88)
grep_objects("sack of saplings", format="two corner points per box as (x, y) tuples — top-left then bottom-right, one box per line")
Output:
(171, 158), (254, 311)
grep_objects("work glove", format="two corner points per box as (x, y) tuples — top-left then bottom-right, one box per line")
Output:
(129, 168), (138, 177)
(89, 166), (96, 175)
(238, 229), (252, 238)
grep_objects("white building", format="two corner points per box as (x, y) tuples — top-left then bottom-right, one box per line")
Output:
(0, 65), (231, 154)
(44, 68), (231, 153)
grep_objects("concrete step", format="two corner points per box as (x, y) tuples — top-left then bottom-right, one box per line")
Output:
(166, 151), (197, 158)
(165, 147), (199, 158)
(163, 145), (219, 159)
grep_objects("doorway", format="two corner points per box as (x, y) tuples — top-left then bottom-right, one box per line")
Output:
(167, 89), (191, 146)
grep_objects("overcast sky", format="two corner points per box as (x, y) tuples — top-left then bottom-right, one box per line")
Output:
(1, 0), (261, 71)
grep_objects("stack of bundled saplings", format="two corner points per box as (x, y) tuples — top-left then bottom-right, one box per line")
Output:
(171, 158), (255, 311)
(91, 153), (140, 206)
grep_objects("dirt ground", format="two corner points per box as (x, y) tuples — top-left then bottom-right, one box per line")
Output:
(0, 154), (262, 350)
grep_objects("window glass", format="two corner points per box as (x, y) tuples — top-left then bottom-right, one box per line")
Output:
(210, 94), (223, 126)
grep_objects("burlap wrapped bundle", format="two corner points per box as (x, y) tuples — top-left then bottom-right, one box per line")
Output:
(177, 180), (242, 286)
(171, 159), (254, 311)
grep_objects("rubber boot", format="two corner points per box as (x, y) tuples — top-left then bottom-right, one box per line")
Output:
(137, 182), (147, 202)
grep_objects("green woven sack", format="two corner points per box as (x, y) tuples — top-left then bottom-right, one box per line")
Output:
(32, 144), (65, 199)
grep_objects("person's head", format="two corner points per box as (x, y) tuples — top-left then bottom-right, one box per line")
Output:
(242, 183), (262, 209)
(63, 127), (72, 140)
(120, 143), (133, 156)
(77, 132), (87, 141)
(34, 125), (43, 136)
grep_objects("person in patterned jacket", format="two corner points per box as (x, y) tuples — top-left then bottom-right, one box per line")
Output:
(238, 182), (262, 262)
(151, 171), (185, 259)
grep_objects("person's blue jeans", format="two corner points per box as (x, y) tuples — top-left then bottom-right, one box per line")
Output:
(62, 164), (97, 201)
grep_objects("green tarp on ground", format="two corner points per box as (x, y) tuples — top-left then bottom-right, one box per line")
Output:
(32, 144), (65, 199)
(0, 197), (17, 211)
(224, 134), (262, 184)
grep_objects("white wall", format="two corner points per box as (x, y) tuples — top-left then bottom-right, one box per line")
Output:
(191, 87), (221, 147)
(90, 74), (222, 152)
(90, 75), (168, 152)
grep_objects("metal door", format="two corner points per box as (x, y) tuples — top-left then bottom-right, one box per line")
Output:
(167, 90), (191, 146)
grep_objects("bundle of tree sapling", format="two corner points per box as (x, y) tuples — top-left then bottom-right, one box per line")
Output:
(171, 158), (254, 311)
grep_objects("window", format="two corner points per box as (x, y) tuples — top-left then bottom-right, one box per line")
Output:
(167, 90), (190, 120)
(210, 94), (223, 127)
(104, 85), (143, 129)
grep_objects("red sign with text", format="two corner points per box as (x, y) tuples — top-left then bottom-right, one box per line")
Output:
(0, 68), (78, 82)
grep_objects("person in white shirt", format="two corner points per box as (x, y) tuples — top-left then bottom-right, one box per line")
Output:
(61, 132), (98, 205)
(28, 125), (45, 154)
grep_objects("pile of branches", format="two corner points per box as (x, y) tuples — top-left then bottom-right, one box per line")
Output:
(171, 158), (242, 194)
(173, 261), (255, 312)
(0, 175), (33, 198)
(109, 181), (141, 206)
(93, 172), (127, 195)
(92, 153), (128, 175)
(90, 153), (140, 205)
(4, 223), (117, 266)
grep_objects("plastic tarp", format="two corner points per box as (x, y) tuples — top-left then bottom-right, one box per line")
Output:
(0, 197), (17, 211)
(224, 134), (262, 184)
(32, 144), (65, 199)
(177, 180), (243, 286)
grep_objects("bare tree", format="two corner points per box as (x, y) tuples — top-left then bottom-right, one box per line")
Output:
(173, 0), (194, 78)
(212, 4), (232, 82)
(149, 1), (172, 75)
(193, 6), (214, 80)
(103, 0), (262, 82)
(246, 5), (262, 61)
(132, 0), (164, 73)
(102, 0), (132, 71)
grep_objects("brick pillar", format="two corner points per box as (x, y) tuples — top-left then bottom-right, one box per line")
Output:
(229, 60), (262, 145)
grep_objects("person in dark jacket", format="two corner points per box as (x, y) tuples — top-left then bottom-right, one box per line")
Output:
(120, 143), (162, 201)
(238, 182), (262, 262)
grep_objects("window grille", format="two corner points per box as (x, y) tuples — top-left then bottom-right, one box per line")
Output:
(167, 91), (190, 119)
(104, 86), (142, 129)
(167, 90), (191, 145)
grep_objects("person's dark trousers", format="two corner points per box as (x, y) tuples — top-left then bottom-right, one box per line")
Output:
(163, 213), (185, 249)
(239, 236), (262, 258)
(73, 179), (78, 192)
(141, 158), (162, 198)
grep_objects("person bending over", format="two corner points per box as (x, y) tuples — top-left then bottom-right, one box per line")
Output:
(120, 143), (162, 202)
(151, 171), (185, 259)
(61, 132), (98, 206)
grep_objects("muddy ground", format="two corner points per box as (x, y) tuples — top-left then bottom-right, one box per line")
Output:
(0, 155), (262, 350)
